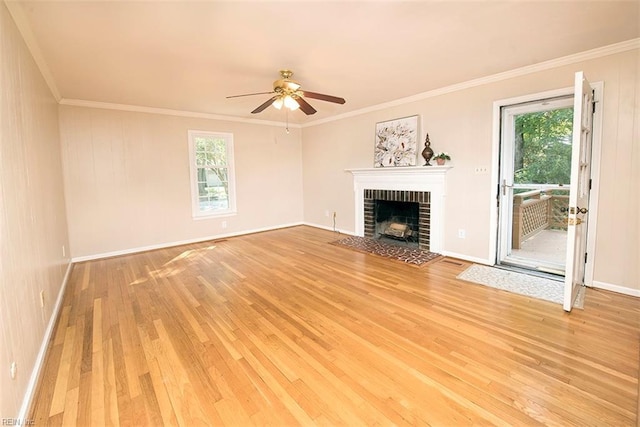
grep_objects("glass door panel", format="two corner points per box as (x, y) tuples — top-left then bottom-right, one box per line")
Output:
(498, 96), (573, 275)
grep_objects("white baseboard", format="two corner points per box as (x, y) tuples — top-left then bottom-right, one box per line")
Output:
(71, 222), (304, 262)
(440, 250), (493, 265)
(303, 221), (355, 236)
(18, 261), (73, 421)
(590, 280), (640, 298)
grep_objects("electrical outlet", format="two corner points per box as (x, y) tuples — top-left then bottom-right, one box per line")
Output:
(40, 290), (45, 308)
(474, 166), (488, 174)
(458, 229), (466, 239)
(10, 362), (17, 380)
(324, 210), (330, 217)
(221, 221), (227, 229)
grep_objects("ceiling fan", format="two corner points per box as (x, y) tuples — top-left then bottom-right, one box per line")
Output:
(226, 70), (346, 115)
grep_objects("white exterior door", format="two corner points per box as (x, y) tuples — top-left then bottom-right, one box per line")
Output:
(563, 72), (594, 312)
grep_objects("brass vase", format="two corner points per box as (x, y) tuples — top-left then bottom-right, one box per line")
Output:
(421, 134), (434, 166)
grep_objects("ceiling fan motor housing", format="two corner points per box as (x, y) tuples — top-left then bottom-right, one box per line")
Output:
(274, 79), (301, 94)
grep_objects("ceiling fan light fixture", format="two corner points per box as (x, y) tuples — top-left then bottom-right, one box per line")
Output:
(284, 95), (299, 111)
(273, 97), (284, 110)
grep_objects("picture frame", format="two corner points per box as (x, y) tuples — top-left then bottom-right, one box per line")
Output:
(374, 115), (419, 167)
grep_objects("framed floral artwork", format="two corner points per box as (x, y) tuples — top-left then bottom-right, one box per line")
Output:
(374, 115), (419, 167)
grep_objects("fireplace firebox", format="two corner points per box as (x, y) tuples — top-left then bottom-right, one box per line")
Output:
(374, 200), (419, 246)
(364, 189), (430, 251)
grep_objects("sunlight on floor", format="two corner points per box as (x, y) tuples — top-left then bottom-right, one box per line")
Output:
(129, 244), (219, 285)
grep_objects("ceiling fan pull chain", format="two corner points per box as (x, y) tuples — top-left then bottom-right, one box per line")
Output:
(286, 109), (290, 134)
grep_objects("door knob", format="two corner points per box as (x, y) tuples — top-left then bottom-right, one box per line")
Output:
(569, 207), (589, 215)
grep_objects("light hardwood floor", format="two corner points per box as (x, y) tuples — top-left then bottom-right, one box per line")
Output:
(30, 226), (639, 425)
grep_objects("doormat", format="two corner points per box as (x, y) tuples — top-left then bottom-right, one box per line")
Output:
(457, 264), (584, 308)
(331, 236), (441, 266)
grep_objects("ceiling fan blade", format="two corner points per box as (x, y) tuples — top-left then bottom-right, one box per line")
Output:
(227, 91), (275, 99)
(295, 96), (317, 115)
(300, 91), (346, 105)
(251, 96), (279, 114)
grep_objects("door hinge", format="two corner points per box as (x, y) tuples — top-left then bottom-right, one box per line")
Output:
(589, 178), (592, 190)
(584, 252), (588, 264)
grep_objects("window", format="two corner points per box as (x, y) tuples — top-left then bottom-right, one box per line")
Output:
(188, 130), (236, 218)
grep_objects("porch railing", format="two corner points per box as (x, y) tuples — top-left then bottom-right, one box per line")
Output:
(512, 189), (569, 249)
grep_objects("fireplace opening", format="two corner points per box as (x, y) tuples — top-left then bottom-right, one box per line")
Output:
(363, 189), (431, 251)
(374, 200), (420, 247)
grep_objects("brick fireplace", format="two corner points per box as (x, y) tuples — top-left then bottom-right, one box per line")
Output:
(364, 189), (431, 250)
(347, 166), (451, 253)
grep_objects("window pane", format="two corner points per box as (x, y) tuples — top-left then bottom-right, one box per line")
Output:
(196, 152), (220, 166)
(196, 167), (229, 212)
(216, 168), (228, 183)
(198, 195), (229, 211)
(514, 108), (573, 185)
(195, 137), (209, 152)
(195, 137), (227, 167)
(209, 137), (224, 153)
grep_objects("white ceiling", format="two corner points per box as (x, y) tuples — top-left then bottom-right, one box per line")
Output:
(11, 1), (640, 124)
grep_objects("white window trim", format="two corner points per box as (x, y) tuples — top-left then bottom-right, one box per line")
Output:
(188, 130), (237, 219)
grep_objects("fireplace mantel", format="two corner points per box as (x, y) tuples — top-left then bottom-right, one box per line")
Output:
(347, 166), (452, 253)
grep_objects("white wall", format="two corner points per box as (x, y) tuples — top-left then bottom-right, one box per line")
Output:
(0, 2), (70, 418)
(59, 106), (304, 259)
(302, 48), (639, 294)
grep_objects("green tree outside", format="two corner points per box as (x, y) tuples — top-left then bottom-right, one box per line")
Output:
(514, 107), (573, 185)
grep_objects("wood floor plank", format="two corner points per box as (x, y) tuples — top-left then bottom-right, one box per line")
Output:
(60, 386), (79, 426)
(29, 225), (639, 425)
(48, 324), (76, 416)
(139, 334), (179, 426)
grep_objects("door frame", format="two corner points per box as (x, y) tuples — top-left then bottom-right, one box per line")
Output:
(489, 81), (604, 285)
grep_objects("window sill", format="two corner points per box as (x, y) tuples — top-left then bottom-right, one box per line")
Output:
(192, 210), (237, 221)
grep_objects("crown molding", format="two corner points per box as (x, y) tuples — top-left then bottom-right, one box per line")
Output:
(302, 38), (640, 128)
(59, 99), (302, 128)
(4, 0), (61, 101)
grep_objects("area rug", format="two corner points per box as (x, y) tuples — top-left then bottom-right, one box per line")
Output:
(331, 236), (441, 266)
(457, 264), (584, 308)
